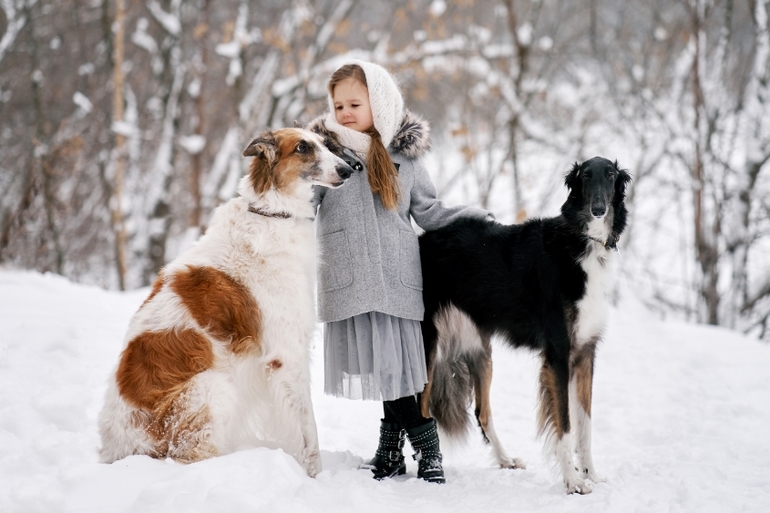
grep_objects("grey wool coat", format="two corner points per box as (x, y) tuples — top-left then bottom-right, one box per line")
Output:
(308, 111), (491, 323)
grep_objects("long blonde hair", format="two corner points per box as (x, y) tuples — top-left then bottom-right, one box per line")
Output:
(328, 64), (400, 210)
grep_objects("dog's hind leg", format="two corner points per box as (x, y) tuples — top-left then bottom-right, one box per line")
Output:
(539, 345), (591, 494)
(420, 369), (434, 419)
(570, 341), (604, 484)
(472, 336), (525, 470)
(420, 307), (439, 419)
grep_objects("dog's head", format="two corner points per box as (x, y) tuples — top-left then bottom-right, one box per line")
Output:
(564, 157), (631, 246)
(304, 119), (365, 173)
(241, 128), (353, 196)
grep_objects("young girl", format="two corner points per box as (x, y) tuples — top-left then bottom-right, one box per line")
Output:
(309, 60), (491, 484)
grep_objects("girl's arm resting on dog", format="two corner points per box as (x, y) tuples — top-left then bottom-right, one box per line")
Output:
(409, 159), (493, 231)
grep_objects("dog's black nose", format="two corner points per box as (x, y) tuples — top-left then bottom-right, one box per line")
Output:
(336, 163), (353, 180)
(591, 205), (607, 218)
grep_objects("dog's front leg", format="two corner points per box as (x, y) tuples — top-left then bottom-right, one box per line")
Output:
(570, 343), (604, 484)
(297, 381), (322, 477)
(539, 352), (592, 494)
(267, 357), (321, 477)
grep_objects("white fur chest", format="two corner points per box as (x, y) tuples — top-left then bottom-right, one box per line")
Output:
(173, 200), (319, 349)
(573, 219), (616, 345)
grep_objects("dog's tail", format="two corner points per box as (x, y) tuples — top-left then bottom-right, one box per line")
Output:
(427, 306), (486, 439)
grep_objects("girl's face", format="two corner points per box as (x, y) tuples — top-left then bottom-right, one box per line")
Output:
(332, 77), (374, 133)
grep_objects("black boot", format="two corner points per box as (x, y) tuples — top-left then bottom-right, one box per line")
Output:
(360, 420), (406, 479)
(406, 418), (445, 484)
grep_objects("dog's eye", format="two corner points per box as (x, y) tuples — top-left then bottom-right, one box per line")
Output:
(582, 171), (592, 180)
(607, 170), (616, 179)
(296, 141), (309, 154)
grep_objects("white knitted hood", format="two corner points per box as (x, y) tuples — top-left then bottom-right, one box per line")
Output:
(325, 59), (404, 157)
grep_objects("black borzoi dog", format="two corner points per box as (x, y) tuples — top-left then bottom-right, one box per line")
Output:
(418, 157), (630, 494)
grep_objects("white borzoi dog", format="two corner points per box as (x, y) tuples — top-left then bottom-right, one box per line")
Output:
(98, 128), (352, 476)
(419, 156), (630, 494)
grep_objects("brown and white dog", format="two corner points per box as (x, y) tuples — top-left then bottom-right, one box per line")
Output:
(98, 128), (352, 477)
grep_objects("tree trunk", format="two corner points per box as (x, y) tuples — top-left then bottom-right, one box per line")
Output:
(691, 0), (720, 325)
(112, 0), (128, 290)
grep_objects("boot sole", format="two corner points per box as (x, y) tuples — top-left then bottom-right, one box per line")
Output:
(373, 463), (406, 480)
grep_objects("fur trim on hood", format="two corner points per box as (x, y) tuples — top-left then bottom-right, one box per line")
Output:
(306, 109), (431, 161)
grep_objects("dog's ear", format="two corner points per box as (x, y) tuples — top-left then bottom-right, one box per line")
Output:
(242, 132), (280, 195)
(612, 160), (631, 203)
(565, 161), (582, 195)
(242, 132), (278, 161)
(609, 161), (632, 247)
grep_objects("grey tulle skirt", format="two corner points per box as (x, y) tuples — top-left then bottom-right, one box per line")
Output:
(324, 311), (428, 401)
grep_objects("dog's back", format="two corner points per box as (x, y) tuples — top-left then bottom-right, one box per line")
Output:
(420, 216), (588, 350)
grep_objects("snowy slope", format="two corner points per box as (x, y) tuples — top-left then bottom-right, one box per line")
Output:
(1, 269), (768, 513)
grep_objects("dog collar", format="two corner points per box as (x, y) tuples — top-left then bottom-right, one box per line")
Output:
(248, 205), (293, 219)
(248, 204), (315, 221)
(587, 234), (619, 251)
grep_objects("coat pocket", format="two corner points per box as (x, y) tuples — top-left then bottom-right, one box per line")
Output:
(319, 230), (354, 292)
(399, 230), (423, 291)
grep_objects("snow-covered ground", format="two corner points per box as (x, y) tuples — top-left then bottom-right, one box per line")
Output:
(1, 269), (769, 512)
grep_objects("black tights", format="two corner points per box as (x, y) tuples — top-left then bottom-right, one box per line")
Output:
(382, 395), (426, 429)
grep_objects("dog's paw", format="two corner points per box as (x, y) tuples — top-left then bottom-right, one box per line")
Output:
(305, 460), (321, 478)
(499, 457), (527, 470)
(580, 466), (605, 483)
(565, 476), (593, 495)
(301, 450), (322, 478)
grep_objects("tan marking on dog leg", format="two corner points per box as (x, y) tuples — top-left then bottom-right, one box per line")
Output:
(171, 266), (262, 355)
(572, 344), (596, 416)
(474, 351), (492, 431)
(537, 360), (566, 440)
(470, 340), (524, 469)
(421, 365), (434, 418)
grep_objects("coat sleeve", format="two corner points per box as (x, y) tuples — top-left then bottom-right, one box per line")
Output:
(408, 159), (492, 231)
(311, 185), (326, 214)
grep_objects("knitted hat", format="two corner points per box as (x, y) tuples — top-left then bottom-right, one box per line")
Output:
(325, 59), (404, 157)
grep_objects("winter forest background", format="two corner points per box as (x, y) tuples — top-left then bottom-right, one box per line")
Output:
(1, 0), (769, 339)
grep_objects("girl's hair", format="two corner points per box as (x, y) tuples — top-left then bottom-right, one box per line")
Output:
(329, 64), (400, 210)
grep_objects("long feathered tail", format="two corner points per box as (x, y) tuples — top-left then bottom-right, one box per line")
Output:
(427, 306), (487, 439)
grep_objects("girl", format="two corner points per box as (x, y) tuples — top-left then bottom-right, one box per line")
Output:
(309, 60), (491, 484)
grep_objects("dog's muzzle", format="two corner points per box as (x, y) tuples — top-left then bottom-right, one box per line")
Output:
(336, 163), (353, 180)
(591, 205), (607, 218)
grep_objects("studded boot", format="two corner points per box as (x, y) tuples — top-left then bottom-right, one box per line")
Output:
(360, 420), (406, 479)
(406, 418), (445, 484)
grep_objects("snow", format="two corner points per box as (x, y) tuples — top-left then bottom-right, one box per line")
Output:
(178, 134), (206, 155)
(73, 92), (93, 114)
(130, 19), (158, 55)
(1, 269), (769, 512)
